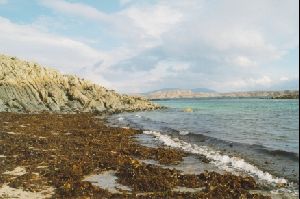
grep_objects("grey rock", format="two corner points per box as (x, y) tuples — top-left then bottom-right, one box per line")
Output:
(47, 102), (61, 112)
(7, 100), (23, 109)
(0, 99), (7, 112)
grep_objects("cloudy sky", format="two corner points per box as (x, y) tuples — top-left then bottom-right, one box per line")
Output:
(0, 0), (299, 93)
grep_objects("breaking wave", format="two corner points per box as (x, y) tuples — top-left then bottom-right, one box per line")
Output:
(144, 130), (287, 185)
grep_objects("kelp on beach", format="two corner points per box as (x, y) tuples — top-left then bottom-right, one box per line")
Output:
(0, 113), (271, 198)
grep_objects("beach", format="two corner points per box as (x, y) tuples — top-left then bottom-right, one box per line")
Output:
(0, 0), (298, 198)
(0, 112), (275, 198)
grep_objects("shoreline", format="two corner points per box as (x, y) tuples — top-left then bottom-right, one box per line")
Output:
(0, 112), (291, 198)
(109, 108), (299, 185)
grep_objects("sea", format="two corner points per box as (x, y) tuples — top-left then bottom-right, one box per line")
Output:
(108, 98), (299, 197)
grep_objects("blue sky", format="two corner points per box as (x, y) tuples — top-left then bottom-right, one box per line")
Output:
(0, 0), (299, 93)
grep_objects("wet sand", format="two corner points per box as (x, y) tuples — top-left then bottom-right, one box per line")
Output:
(0, 113), (271, 198)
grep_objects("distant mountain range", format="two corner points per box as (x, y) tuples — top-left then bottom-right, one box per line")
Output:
(137, 88), (299, 99)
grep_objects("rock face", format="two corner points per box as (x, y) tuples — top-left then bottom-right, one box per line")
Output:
(0, 55), (160, 113)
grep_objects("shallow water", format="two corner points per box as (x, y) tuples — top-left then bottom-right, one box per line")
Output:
(109, 98), (299, 195)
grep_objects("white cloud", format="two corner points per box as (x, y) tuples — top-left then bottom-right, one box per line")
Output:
(119, 0), (134, 6)
(1, 0), (298, 92)
(280, 76), (289, 81)
(217, 76), (274, 91)
(0, 0), (7, 5)
(229, 56), (257, 68)
(37, 0), (185, 66)
(103, 60), (191, 92)
(39, 0), (109, 22)
(123, 4), (183, 39)
(37, 0), (300, 92)
(39, 0), (183, 43)
(0, 17), (106, 76)
(253, 76), (273, 85)
(171, 62), (190, 72)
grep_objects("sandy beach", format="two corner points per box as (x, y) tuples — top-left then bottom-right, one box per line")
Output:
(0, 112), (274, 198)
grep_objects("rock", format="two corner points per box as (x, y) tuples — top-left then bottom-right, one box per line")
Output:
(184, 108), (193, 113)
(0, 54), (162, 113)
(7, 100), (23, 110)
(47, 102), (61, 112)
(0, 99), (7, 112)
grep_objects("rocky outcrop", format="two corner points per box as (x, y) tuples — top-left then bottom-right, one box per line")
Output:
(0, 55), (160, 113)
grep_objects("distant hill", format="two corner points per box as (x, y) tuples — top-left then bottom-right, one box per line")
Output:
(191, 88), (217, 93)
(0, 55), (160, 113)
(221, 90), (299, 99)
(141, 88), (218, 99)
(144, 88), (216, 94)
(139, 88), (299, 99)
(144, 88), (182, 94)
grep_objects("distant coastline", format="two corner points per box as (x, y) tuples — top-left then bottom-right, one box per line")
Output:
(135, 89), (299, 100)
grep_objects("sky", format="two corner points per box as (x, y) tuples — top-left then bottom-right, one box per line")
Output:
(0, 0), (299, 93)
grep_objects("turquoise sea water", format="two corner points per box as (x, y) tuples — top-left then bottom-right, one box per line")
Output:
(109, 98), (299, 185)
(154, 98), (299, 154)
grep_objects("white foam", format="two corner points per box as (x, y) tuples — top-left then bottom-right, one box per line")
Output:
(144, 131), (287, 185)
(179, 131), (190, 135)
(271, 188), (299, 197)
(135, 115), (142, 118)
(118, 117), (124, 121)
